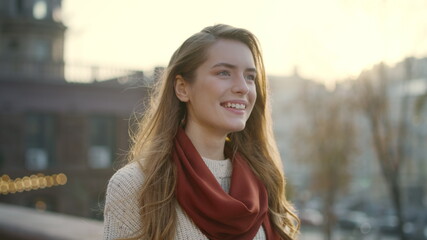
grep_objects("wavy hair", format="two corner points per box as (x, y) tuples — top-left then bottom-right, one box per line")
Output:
(127, 24), (300, 240)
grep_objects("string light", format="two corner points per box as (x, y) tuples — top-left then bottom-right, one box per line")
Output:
(0, 173), (67, 195)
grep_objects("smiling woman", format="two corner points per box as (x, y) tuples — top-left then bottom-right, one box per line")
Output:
(174, 39), (257, 145)
(103, 24), (300, 240)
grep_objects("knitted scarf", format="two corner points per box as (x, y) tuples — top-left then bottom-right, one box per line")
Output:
(172, 128), (280, 240)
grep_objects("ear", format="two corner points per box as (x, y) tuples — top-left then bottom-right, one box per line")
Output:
(174, 75), (190, 102)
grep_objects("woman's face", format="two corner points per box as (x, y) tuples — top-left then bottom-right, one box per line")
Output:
(180, 39), (257, 137)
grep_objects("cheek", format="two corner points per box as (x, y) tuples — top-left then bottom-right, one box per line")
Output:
(250, 86), (257, 104)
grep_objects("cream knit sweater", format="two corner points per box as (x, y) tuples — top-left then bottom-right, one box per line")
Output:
(103, 157), (267, 240)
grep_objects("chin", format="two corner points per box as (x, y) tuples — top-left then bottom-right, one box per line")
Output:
(226, 123), (246, 133)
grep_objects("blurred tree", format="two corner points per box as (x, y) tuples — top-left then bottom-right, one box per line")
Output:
(354, 61), (412, 240)
(293, 83), (356, 240)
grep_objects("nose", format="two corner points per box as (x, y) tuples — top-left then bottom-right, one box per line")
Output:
(231, 74), (249, 95)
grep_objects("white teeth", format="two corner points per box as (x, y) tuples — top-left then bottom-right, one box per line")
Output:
(223, 103), (245, 110)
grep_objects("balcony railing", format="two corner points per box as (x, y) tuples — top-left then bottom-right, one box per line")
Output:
(0, 60), (148, 84)
(65, 64), (145, 83)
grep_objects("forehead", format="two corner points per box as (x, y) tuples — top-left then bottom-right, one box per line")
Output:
(204, 39), (256, 68)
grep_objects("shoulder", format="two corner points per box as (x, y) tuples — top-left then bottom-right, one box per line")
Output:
(108, 161), (144, 191)
(104, 161), (145, 238)
(105, 161), (145, 211)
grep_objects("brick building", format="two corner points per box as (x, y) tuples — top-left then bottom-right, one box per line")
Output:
(0, 0), (149, 219)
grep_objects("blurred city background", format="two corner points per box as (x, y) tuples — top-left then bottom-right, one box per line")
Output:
(0, 0), (426, 239)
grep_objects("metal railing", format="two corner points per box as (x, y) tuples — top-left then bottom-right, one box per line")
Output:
(0, 60), (147, 84)
(65, 64), (145, 83)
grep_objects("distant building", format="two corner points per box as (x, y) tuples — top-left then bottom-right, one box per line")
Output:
(270, 58), (427, 213)
(0, 0), (149, 219)
(0, 0), (66, 82)
(269, 72), (326, 194)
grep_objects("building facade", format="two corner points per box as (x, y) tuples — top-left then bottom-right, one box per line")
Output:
(0, 0), (149, 219)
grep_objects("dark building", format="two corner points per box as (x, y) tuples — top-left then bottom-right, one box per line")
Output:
(0, 0), (149, 219)
(0, 0), (66, 82)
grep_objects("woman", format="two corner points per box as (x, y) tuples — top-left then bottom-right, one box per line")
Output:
(104, 24), (299, 240)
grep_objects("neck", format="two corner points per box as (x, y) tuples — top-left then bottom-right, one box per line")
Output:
(184, 125), (227, 160)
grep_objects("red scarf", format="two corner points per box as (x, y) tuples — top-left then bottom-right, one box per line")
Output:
(173, 128), (280, 240)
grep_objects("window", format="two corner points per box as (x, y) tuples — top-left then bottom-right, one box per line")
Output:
(25, 114), (55, 170)
(33, 0), (47, 20)
(30, 38), (50, 61)
(88, 116), (115, 168)
(16, 0), (24, 15)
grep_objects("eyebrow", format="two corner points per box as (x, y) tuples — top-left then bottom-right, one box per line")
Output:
(211, 63), (257, 72)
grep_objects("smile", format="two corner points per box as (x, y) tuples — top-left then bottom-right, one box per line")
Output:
(221, 102), (246, 110)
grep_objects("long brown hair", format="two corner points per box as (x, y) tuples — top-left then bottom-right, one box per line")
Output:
(128, 24), (300, 240)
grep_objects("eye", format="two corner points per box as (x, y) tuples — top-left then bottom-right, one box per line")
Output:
(245, 74), (256, 81)
(217, 70), (231, 77)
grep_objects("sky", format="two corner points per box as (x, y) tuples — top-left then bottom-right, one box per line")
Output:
(62, 0), (427, 84)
